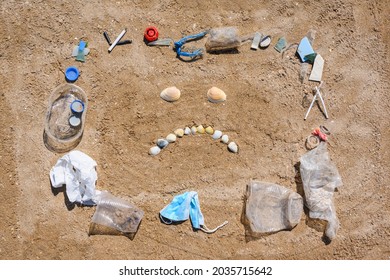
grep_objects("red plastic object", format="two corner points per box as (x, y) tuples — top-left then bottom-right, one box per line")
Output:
(312, 128), (327, 141)
(144, 26), (159, 42)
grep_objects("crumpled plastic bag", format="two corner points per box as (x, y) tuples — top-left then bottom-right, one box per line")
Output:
(243, 180), (303, 236)
(300, 142), (342, 240)
(49, 150), (97, 205)
(160, 191), (228, 233)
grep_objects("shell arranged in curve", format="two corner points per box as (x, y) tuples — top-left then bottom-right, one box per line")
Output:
(207, 87), (226, 103)
(160, 86), (181, 102)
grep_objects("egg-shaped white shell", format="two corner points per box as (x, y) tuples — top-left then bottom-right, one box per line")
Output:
(221, 134), (229, 144)
(207, 87), (226, 103)
(212, 130), (222, 140)
(160, 86), (181, 102)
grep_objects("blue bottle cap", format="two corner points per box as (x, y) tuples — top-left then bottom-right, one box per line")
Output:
(70, 100), (84, 114)
(65, 66), (79, 82)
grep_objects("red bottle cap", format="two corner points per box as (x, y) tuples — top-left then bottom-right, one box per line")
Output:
(144, 26), (159, 42)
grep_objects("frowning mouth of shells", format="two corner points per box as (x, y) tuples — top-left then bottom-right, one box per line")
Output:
(149, 125), (238, 156)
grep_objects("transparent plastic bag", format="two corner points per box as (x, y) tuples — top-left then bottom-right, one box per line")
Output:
(89, 191), (144, 239)
(205, 26), (242, 52)
(43, 83), (87, 153)
(300, 142), (342, 240)
(243, 180), (303, 236)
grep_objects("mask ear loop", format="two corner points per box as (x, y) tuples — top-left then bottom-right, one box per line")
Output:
(200, 221), (228, 234)
(159, 214), (173, 225)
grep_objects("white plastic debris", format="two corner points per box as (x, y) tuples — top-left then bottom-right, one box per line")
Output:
(50, 150), (97, 205)
(309, 54), (324, 82)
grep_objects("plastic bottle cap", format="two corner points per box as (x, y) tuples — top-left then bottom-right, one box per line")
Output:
(65, 66), (79, 82)
(144, 26), (159, 42)
(69, 115), (81, 127)
(70, 100), (84, 114)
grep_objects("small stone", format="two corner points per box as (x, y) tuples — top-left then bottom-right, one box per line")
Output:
(149, 146), (161, 156)
(197, 125), (205, 134)
(221, 134), (229, 144)
(205, 126), (214, 135)
(166, 133), (177, 143)
(191, 126), (197, 135)
(156, 139), (169, 149)
(174, 128), (184, 137)
(228, 142), (238, 153)
(212, 130), (222, 140)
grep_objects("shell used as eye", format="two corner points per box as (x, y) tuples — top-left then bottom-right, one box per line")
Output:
(160, 86), (181, 102)
(207, 87), (226, 103)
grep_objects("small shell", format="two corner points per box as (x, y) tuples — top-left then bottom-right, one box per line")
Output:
(207, 87), (226, 103)
(221, 134), (229, 144)
(260, 35), (271, 48)
(228, 142), (238, 153)
(197, 125), (205, 134)
(191, 126), (197, 135)
(174, 128), (184, 137)
(166, 133), (177, 143)
(149, 146), (161, 156)
(205, 126), (214, 135)
(160, 86), (181, 102)
(156, 139), (169, 149)
(184, 127), (191, 135)
(212, 130), (222, 140)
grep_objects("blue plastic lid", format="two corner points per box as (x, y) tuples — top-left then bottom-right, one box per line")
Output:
(70, 100), (84, 114)
(65, 66), (79, 82)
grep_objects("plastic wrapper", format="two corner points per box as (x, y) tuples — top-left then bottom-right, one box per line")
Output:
(89, 191), (144, 239)
(300, 142), (342, 240)
(205, 26), (242, 52)
(243, 180), (303, 236)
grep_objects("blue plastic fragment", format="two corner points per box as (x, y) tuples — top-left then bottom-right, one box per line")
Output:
(78, 40), (86, 51)
(174, 30), (209, 59)
(297, 37), (315, 62)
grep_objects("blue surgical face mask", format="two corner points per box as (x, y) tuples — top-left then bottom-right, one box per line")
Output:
(159, 191), (228, 233)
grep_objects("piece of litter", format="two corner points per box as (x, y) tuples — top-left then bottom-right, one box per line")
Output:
(297, 36), (315, 62)
(160, 191), (228, 233)
(250, 32), (262, 50)
(274, 37), (287, 52)
(49, 150), (97, 205)
(72, 46), (90, 57)
(260, 35), (271, 48)
(309, 54), (324, 82)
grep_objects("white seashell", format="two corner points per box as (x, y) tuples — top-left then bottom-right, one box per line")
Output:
(174, 128), (184, 137)
(191, 126), (197, 135)
(212, 130), (222, 140)
(160, 86), (181, 102)
(156, 138), (169, 149)
(197, 125), (205, 134)
(184, 127), (191, 135)
(228, 142), (238, 153)
(221, 134), (229, 144)
(166, 133), (177, 143)
(149, 146), (161, 156)
(260, 35), (271, 48)
(207, 87), (226, 103)
(205, 126), (214, 135)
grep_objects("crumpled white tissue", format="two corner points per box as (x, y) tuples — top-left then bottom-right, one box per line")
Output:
(50, 150), (97, 205)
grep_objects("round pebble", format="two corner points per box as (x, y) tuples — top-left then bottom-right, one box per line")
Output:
(149, 146), (161, 156)
(228, 142), (238, 153)
(221, 134), (229, 144)
(166, 133), (177, 143)
(157, 139), (169, 149)
(212, 130), (222, 140)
